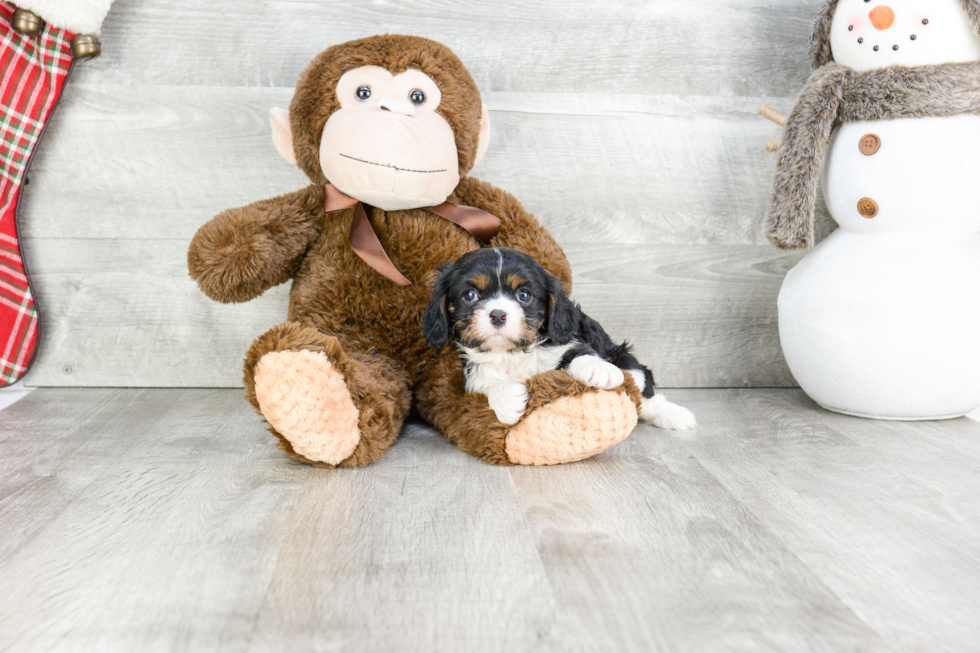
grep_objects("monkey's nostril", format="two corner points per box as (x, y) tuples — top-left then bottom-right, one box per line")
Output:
(377, 98), (415, 116)
(489, 309), (507, 326)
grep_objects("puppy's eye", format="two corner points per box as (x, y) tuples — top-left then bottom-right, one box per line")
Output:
(463, 290), (479, 303)
(356, 85), (372, 101)
(409, 89), (426, 105)
(517, 290), (531, 304)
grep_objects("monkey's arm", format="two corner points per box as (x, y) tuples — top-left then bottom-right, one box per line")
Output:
(453, 177), (573, 292)
(188, 185), (325, 303)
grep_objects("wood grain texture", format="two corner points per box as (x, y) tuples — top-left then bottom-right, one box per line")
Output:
(685, 390), (980, 653)
(0, 389), (307, 652)
(18, 238), (802, 388)
(76, 0), (823, 96)
(19, 84), (834, 245)
(3, 388), (980, 651)
(14, 0), (840, 388)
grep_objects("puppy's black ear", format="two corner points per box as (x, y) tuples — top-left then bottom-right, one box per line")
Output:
(422, 264), (456, 349)
(546, 274), (577, 345)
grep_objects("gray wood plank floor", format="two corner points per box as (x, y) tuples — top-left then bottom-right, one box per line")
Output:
(1, 389), (978, 652)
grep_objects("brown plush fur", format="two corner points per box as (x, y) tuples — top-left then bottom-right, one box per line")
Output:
(188, 35), (640, 466)
(766, 61), (980, 249)
(810, 0), (980, 68)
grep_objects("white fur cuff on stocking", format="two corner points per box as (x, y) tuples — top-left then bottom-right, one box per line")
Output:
(14, 0), (114, 34)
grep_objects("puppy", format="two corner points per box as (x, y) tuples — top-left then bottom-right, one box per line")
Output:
(422, 247), (696, 429)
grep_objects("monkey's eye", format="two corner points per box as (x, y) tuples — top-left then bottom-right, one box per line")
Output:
(356, 86), (372, 101)
(517, 290), (531, 304)
(463, 290), (479, 303)
(409, 89), (426, 105)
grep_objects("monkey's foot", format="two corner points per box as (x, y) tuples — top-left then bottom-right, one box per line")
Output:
(253, 349), (360, 465)
(504, 390), (637, 465)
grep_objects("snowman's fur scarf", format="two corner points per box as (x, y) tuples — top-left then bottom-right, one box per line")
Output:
(810, 0), (980, 68)
(765, 61), (980, 249)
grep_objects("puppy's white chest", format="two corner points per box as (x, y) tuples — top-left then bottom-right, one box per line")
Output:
(461, 343), (572, 394)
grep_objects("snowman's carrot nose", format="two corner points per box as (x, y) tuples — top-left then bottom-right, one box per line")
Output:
(869, 5), (895, 30)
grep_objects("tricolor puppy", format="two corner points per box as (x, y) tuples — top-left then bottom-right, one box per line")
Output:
(423, 247), (696, 429)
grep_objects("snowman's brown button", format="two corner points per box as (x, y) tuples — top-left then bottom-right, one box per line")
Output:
(859, 133), (881, 155)
(857, 197), (879, 218)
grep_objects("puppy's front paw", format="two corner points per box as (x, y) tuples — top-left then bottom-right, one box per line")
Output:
(568, 355), (625, 390)
(490, 382), (529, 425)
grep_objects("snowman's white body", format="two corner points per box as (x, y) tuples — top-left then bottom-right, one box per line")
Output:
(779, 115), (980, 419)
(777, 0), (980, 419)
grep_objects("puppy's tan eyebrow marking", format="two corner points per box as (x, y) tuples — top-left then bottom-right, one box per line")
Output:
(506, 274), (525, 290)
(470, 274), (489, 290)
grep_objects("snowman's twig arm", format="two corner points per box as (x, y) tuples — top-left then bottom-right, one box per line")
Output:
(758, 105), (788, 126)
(759, 106), (787, 151)
(765, 64), (849, 250)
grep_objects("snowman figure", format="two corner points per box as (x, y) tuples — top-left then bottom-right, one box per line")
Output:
(763, 0), (980, 419)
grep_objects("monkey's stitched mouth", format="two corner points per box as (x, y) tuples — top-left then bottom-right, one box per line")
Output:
(339, 153), (447, 174)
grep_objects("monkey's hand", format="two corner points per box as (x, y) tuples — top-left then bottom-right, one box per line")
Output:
(188, 187), (324, 304)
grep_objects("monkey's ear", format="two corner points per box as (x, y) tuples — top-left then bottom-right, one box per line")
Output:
(472, 103), (491, 169)
(270, 107), (297, 166)
(546, 274), (577, 345)
(422, 265), (457, 349)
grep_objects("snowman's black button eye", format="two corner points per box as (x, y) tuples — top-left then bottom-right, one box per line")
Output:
(356, 86), (372, 101)
(409, 89), (426, 105)
(923, 18), (929, 24)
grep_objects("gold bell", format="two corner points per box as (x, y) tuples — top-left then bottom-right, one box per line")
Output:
(12, 9), (45, 36)
(70, 34), (102, 61)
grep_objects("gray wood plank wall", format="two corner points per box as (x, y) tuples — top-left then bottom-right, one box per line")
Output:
(19, 0), (834, 388)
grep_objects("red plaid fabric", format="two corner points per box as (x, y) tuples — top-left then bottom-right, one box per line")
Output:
(0, 1), (74, 386)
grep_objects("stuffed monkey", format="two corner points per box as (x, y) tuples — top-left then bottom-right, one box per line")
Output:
(188, 35), (642, 467)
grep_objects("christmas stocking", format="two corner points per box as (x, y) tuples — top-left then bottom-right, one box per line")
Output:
(0, 0), (110, 386)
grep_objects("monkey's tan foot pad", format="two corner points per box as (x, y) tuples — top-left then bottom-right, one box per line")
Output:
(504, 390), (637, 465)
(254, 350), (360, 465)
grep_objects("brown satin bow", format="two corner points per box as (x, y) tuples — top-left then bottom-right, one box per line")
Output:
(323, 184), (501, 286)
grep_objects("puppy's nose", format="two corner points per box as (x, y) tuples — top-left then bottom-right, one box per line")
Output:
(489, 309), (507, 327)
